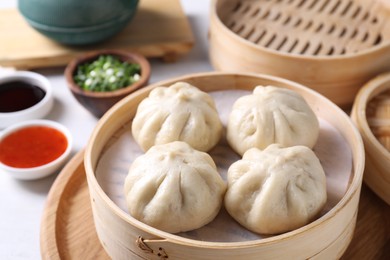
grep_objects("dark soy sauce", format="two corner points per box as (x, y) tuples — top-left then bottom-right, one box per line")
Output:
(0, 81), (46, 112)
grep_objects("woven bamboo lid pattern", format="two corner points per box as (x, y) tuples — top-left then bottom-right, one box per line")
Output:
(221, 0), (390, 56)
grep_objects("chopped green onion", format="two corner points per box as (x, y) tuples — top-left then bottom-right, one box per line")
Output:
(73, 55), (142, 92)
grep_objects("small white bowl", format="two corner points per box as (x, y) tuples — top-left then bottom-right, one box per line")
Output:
(0, 71), (54, 129)
(0, 120), (73, 180)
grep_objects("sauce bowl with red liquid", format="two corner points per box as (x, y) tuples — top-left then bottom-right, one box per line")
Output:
(0, 71), (54, 129)
(0, 120), (72, 180)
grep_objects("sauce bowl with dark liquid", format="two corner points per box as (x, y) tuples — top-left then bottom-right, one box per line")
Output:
(0, 71), (53, 128)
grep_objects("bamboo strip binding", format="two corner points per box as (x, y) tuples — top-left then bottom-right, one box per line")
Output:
(367, 90), (390, 151)
(136, 236), (168, 259)
(351, 72), (390, 205)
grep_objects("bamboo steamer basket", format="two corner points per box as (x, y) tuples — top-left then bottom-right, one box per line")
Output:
(351, 72), (390, 205)
(84, 72), (364, 260)
(209, 0), (390, 109)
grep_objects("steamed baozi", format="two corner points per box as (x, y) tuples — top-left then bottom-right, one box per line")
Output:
(224, 144), (327, 235)
(131, 82), (223, 152)
(227, 86), (319, 156)
(124, 141), (226, 233)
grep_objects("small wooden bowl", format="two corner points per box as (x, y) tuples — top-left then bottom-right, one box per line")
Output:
(65, 49), (150, 118)
(209, 0), (390, 109)
(351, 72), (390, 205)
(84, 72), (365, 259)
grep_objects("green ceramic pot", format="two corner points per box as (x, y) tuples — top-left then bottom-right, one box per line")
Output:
(18, 0), (139, 45)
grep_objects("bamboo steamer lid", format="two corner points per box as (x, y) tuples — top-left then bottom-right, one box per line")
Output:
(84, 72), (364, 259)
(351, 72), (390, 205)
(209, 0), (390, 108)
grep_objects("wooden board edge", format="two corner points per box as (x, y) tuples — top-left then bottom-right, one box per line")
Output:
(1, 41), (195, 70)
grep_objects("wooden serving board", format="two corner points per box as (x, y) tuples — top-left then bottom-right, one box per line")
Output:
(0, 0), (194, 69)
(40, 151), (390, 260)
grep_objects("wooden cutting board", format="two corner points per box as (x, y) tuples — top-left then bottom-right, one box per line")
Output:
(0, 0), (194, 69)
(40, 150), (390, 259)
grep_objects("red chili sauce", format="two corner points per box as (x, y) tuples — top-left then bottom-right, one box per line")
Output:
(0, 126), (68, 168)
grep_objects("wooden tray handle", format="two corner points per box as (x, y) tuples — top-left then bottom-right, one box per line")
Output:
(136, 236), (169, 259)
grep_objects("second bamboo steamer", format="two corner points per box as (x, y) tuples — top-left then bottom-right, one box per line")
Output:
(209, 0), (390, 108)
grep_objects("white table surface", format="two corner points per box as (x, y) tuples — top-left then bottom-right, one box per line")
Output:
(0, 1), (212, 258)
